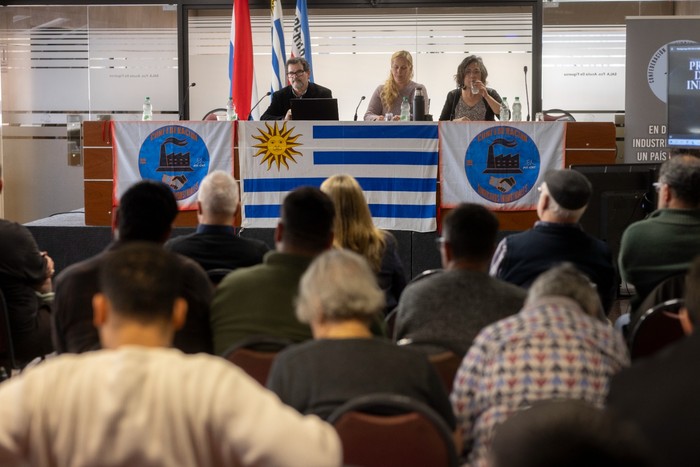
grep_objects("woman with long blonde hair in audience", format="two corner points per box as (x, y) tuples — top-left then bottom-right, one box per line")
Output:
(363, 50), (429, 121)
(320, 174), (406, 312)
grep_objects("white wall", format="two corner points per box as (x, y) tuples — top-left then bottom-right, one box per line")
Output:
(188, 8), (534, 122)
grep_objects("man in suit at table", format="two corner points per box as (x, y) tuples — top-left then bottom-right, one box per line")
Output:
(165, 170), (269, 275)
(261, 57), (333, 121)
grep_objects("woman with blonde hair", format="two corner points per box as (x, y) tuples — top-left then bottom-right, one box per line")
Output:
(320, 174), (407, 311)
(363, 50), (429, 121)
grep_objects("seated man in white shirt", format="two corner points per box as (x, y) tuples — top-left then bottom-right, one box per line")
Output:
(0, 242), (341, 467)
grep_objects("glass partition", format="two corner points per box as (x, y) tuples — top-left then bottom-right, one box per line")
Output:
(0, 5), (177, 222)
(187, 6), (534, 122)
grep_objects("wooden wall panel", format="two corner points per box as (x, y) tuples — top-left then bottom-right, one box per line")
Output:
(84, 180), (113, 226)
(84, 148), (113, 179)
(83, 121), (112, 147)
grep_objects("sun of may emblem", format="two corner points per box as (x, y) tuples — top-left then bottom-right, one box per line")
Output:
(252, 121), (303, 170)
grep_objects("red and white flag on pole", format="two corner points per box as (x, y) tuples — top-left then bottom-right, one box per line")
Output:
(229, 0), (259, 120)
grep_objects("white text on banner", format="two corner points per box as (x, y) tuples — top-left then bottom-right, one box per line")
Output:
(440, 121), (566, 210)
(239, 121), (439, 231)
(112, 121), (234, 209)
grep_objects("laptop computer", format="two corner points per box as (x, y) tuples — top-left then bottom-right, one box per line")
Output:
(290, 98), (339, 121)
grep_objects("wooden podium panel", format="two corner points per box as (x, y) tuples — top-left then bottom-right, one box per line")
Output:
(83, 121), (112, 225)
(83, 121), (616, 229)
(83, 121), (198, 227)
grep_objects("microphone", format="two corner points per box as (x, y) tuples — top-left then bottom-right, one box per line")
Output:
(181, 82), (196, 120)
(523, 66), (531, 121)
(353, 95), (366, 121)
(249, 91), (272, 120)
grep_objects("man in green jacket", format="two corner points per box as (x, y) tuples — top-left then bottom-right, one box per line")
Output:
(619, 151), (700, 309)
(210, 187), (335, 355)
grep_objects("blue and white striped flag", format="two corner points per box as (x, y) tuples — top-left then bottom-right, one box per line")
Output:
(238, 121), (439, 231)
(271, 0), (287, 92)
(291, 0), (313, 82)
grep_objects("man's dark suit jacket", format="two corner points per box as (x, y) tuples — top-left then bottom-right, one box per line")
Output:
(607, 332), (700, 467)
(165, 225), (269, 272)
(260, 83), (333, 120)
(52, 241), (214, 354)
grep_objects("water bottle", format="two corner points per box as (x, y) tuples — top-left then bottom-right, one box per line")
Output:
(226, 97), (238, 121)
(412, 87), (425, 121)
(512, 97), (522, 121)
(499, 97), (510, 122)
(400, 96), (410, 121)
(142, 97), (153, 121)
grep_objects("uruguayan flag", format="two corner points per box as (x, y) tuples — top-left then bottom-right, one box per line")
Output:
(238, 121), (439, 232)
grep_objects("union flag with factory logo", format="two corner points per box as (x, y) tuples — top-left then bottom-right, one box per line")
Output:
(112, 121), (234, 210)
(440, 121), (565, 210)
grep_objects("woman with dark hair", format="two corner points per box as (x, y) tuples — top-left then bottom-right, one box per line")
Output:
(439, 55), (503, 121)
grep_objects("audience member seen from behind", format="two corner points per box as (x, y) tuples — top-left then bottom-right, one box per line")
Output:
(320, 174), (406, 312)
(261, 57), (333, 121)
(607, 254), (700, 467)
(0, 163), (55, 364)
(267, 249), (455, 430)
(52, 180), (213, 354)
(364, 50), (429, 121)
(165, 170), (269, 274)
(618, 151), (700, 311)
(210, 187), (335, 355)
(490, 169), (616, 314)
(0, 243), (341, 467)
(393, 203), (526, 357)
(489, 399), (652, 467)
(439, 55), (503, 121)
(451, 263), (629, 467)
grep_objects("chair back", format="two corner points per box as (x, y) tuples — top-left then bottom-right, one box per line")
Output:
(328, 393), (459, 467)
(206, 268), (233, 285)
(634, 271), (686, 318)
(0, 289), (17, 372)
(221, 336), (293, 385)
(410, 268), (444, 283)
(385, 307), (398, 338)
(628, 298), (685, 360)
(202, 108), (226, 121)
(428, 351), (462, 394)
(542, 109), (576, 121)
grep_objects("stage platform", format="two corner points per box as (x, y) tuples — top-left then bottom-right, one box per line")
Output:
(24, 211), (444, 280)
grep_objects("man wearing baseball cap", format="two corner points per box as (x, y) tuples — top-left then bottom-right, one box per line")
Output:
(490, 169), (616, 315)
